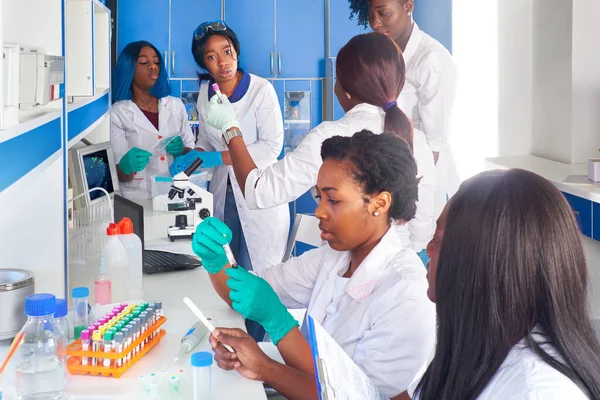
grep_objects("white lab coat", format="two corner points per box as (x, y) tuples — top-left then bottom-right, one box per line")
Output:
(111, 96), (195, 200)
(399, 23), (459, 216)
(409, 331), (588, 399)
(260, 228), (436, 397)
(245, 103), (436, 252)
(196, 74), (289, 272)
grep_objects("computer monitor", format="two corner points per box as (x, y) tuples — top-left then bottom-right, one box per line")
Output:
(68, 141), (120, 209)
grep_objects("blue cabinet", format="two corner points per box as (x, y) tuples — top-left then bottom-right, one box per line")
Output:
(276, 0), (325, 78)
(170, 0), (221, 78)
(413, 0), (453, 53)
(117, 0), (170, 59)
(225, 0), (324, 78)
(562, 192), (592, 238)
(225, 0), (275, 78)
(593, 202), (600, 242)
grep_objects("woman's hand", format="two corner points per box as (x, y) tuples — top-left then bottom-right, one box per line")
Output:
(170, 150), (223, 176)
(206, 94), (240, 132)
(165, 136), (184, 157)
(191, 217), (232, 274)
(210, 328), (273, 381)
(226, 268), (298, 345)
(119, 147), (152, 174)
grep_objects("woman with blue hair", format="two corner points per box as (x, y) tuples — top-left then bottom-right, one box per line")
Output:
(111, 41), (196, 200)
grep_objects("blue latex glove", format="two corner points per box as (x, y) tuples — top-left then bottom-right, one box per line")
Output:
(169, 150), (223, 176)
(192, 217), (232, 274)
(226, 268), (298, 345)
(119, 147), (152, 174)
(206, 94), (240, 132)
(165, 136), (184, 157)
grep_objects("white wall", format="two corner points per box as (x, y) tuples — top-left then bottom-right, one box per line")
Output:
(531, 0), (572, 163)
(0, 155), (65, 297)
(497, 0), (532, 158)
(571, 0), (600, 163)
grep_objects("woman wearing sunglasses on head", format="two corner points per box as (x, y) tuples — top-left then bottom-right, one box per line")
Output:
(202, 32), (436, 256)
(393, 169), (600, 400)
(111, 41), (196, 200)
(171, 21), (289, 279)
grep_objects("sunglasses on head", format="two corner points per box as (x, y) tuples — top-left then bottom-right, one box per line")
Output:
(194, 20), (228, 41)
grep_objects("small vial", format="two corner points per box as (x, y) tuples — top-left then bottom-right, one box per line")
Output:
(72, 287), (89, 340)
(81, 330), (91, 366)
(223, 244), (238, 268)
(191, 352), (212, 400)
(146, 307), (155, 339)
(154, 301), (163, 318)
(139, 313), (147, 349)
(92, 330), (102, 366)
(103, 332), (114, 368)
(114, 332), (124, 368)
(125, 324), (134, 361)
(120, 328), (130, 364)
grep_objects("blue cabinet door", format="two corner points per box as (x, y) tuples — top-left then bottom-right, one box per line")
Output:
(275, 0), (325, 78)
(593, 202), (600, 242)
(117, 0), (170, 60)
(329, 0), (369, 58)
(224, 0), (275, 77)
(413, 0), (453, 53)
(170, 0), (221, 78)
(562, 192), (592, 238)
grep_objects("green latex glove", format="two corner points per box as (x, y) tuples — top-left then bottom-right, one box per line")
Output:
(192, 217), (232, 274)
(206, 94), (240, 132)
(165, 136), (184, 157)
(119, 147), (152, 175)
(226, 268), (298, 345)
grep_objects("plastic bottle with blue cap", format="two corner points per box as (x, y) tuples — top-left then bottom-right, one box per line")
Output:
(15, 293), (67, 399)
(191, 351), (212, 400)
(54, 298), (70, 344)
(72, 287), (89, 340)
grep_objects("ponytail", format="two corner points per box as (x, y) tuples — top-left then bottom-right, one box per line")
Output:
(384, 102), (414, 150)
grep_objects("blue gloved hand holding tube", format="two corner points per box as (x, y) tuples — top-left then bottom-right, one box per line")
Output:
(226, 268), (298, 345)
(119, 147), (152, 174)
(170, 150), (223, 176)
(192, 217), (232, 274)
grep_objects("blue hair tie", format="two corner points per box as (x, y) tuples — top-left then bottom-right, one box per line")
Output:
(383, 101), (397, 112)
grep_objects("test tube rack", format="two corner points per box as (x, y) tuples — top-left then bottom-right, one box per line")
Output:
(66, 316), (167, 378)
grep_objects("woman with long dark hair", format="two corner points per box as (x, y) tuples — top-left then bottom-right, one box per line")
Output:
(397, 169), (600, 399)
(204, 32), (436, 255)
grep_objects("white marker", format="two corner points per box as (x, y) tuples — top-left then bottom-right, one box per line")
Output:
(182, 296), (234, 352)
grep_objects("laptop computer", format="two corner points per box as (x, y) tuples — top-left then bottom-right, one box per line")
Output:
(113, 194), (202, 274)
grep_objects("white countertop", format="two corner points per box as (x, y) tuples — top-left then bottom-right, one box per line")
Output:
(485, 155), (600, 203)
(0, 241), (268, 400)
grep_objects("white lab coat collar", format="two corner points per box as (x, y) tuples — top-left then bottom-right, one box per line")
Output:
(345, 102), (385, 117)
(120, 97), (175, 134)
(402, 22), (422, 65)
(331, 228), (406, 302)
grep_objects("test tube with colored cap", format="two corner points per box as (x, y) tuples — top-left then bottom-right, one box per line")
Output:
(223, 244), (238, 268)
(72, 287), (89, 340)
(120, 327), (130, 363)
(103, 332), (114, 368)
(154, 301), (163, 318)
(92, 330), (101, 366)
(114, 332), (125, 368)
(81, 330), (91, 366)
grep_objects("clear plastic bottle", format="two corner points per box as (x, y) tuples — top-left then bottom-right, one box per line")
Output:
(15, 294), (66, 400)
(54, 298), (70, 344)
(104, 223), (129, 302)
(191, 352), (212, 400)
(94, 255), (112, 305)
(117, 218), (143, 295)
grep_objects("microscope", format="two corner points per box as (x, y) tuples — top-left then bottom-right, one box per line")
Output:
(166, 158), (213, 242)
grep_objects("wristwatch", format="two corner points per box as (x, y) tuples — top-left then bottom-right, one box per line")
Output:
(222, 128), (243, 147)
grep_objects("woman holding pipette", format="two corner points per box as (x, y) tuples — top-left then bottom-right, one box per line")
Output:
(170, 21), (289, 279)
(111, 41), (196, 201)
(192, 131), (436, 399)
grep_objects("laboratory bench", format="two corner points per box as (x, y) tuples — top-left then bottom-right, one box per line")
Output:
(0, 238), (270, 400)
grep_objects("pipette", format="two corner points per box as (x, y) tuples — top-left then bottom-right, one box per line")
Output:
(183, 297), (234, 352)
(163, 321), (210, 371)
